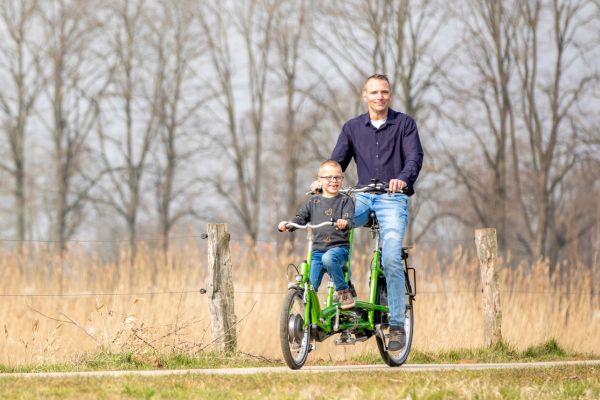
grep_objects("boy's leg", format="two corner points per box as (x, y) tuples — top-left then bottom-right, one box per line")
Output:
(322, 246), (349, 291)
(322, 246), (353, 309)
(310, 250), (326, 291)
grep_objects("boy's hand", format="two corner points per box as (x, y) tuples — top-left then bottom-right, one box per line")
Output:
(335, 219), (348, 231)
(278, 221), (290, 232)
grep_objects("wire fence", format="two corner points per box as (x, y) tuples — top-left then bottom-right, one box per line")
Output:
(1, 288), (598, 298)
(0, 233), (474, 246)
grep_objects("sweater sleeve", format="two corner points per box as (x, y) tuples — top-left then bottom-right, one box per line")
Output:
(342, 196), (355, 229)
(291, 198), (312, 226)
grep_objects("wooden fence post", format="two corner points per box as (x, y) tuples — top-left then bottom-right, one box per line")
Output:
(206, 223), (237, 352)
(474, 228), (503, 347)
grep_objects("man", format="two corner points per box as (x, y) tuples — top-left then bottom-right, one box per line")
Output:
(330, 74), (423, 351)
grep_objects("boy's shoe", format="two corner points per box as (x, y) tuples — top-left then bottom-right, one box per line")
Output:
(388, 326), (406, 351)
(338, 289), (355, 310)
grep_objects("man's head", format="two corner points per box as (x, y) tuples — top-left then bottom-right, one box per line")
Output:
(362, 74), (392, 119)
(317, 160), (344, 197)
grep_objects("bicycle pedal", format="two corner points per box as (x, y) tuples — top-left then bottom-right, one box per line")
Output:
(335, 331), (356, 345)
(335, 337), (356, 345)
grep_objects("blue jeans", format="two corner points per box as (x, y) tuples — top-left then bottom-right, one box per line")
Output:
(310, 246), (350, 292)
(355, 192), (408, 328)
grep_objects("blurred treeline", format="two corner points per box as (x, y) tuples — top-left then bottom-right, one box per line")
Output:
(0, 0), (598, 271)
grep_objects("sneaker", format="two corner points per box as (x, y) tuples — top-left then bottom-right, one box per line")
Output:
(338, 289), (355, 310)
(388, 326), (406, 351)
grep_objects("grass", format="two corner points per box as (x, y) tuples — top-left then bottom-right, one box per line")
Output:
(0, 334), (597, 398)
(0, 365), (599, 399)
(0, 351), (279, 373)
(0, 339), (595, 373)
(342, 339), (595, 366)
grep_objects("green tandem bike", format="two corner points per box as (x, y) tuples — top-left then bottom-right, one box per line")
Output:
(279, 181), (417, 369)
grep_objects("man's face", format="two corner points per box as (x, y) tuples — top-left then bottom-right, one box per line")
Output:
(362, 78), (391, 116)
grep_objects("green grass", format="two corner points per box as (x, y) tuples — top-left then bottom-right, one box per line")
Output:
(347, 339), (593, 365)
(0, 351), (279, 373)
(0, 365), (599, 399)
(0, 339), (595, 373)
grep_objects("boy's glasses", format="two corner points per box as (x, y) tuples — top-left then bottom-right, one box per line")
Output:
(319, 175), (344, 182)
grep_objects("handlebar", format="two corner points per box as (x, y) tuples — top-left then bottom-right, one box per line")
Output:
(285, 221), (335, 230)
(304, 179), (402, 196)
(341, 179), (398, 195)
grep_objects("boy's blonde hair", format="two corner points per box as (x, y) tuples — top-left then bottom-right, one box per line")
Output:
(319, 159), (342, 171)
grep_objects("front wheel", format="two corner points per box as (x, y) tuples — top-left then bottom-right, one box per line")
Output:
(375, 278), (414, 367)
(280, 288), (310, 369)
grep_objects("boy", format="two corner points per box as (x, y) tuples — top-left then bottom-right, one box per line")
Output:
(278, 160), (355, 309)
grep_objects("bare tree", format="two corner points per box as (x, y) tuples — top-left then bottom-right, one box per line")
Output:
(37, 0), (107, 253)
(0, 0), (43, 249)
(95, 0), (160, 280)
(269, 0), (318, 250)
(438, 0), (599, 266)
(147, 0), (208, 256)
(510, 0), (599, 266)
(439, 0), (518, 252)
(196, 0), (277, 243)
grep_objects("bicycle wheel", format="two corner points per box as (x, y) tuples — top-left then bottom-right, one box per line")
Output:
(280, 288), (310, 369)
(375, 278), (414, 367)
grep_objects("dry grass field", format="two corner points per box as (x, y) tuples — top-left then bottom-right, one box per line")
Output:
(1, 239), (599, 366)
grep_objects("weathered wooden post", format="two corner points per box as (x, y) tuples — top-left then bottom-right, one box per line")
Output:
(474, 228), (503, 347)
(206, 223), (237, 352)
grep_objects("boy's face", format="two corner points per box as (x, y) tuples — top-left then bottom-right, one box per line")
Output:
(318, 164), (344, 197)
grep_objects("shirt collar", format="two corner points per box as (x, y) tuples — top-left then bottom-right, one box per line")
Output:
(361, 108), (399, 126)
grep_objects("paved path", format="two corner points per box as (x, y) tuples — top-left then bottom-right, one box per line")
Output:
(2, 360), (600, 379)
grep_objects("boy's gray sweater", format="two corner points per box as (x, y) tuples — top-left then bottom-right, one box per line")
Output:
(291, 194), (355, 251)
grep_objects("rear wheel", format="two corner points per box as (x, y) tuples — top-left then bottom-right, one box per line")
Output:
(375, 277), (414, 367)
(280, 288), (310, 369)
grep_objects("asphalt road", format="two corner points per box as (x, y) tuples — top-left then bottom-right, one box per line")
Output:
(2, 360), (600, 379)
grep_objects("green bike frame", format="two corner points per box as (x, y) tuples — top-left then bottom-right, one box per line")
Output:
(296, 226), (389, 336)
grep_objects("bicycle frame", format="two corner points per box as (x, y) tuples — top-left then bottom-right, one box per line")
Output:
(293, 224), (389, 337)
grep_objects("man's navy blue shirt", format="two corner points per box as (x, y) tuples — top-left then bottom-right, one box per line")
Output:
(330, 108), (424, 196)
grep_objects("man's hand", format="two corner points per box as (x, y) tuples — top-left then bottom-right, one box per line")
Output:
(309, 180), (322, 194)
(278, 221), (290, 232)
(335, 219), (348, 231)
(388, 179), (407, 193)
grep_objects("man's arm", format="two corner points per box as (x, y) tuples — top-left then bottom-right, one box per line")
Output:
(330, 124), (354, 172)
(397, 117), (424, 189)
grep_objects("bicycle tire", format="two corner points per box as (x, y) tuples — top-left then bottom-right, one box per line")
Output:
(375, 278), (414, 367)
(279, 288), (310, 369)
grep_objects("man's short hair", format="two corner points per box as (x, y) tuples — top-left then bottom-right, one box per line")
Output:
(319, 159), (342, 170)
(363, 74), (391, 91)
